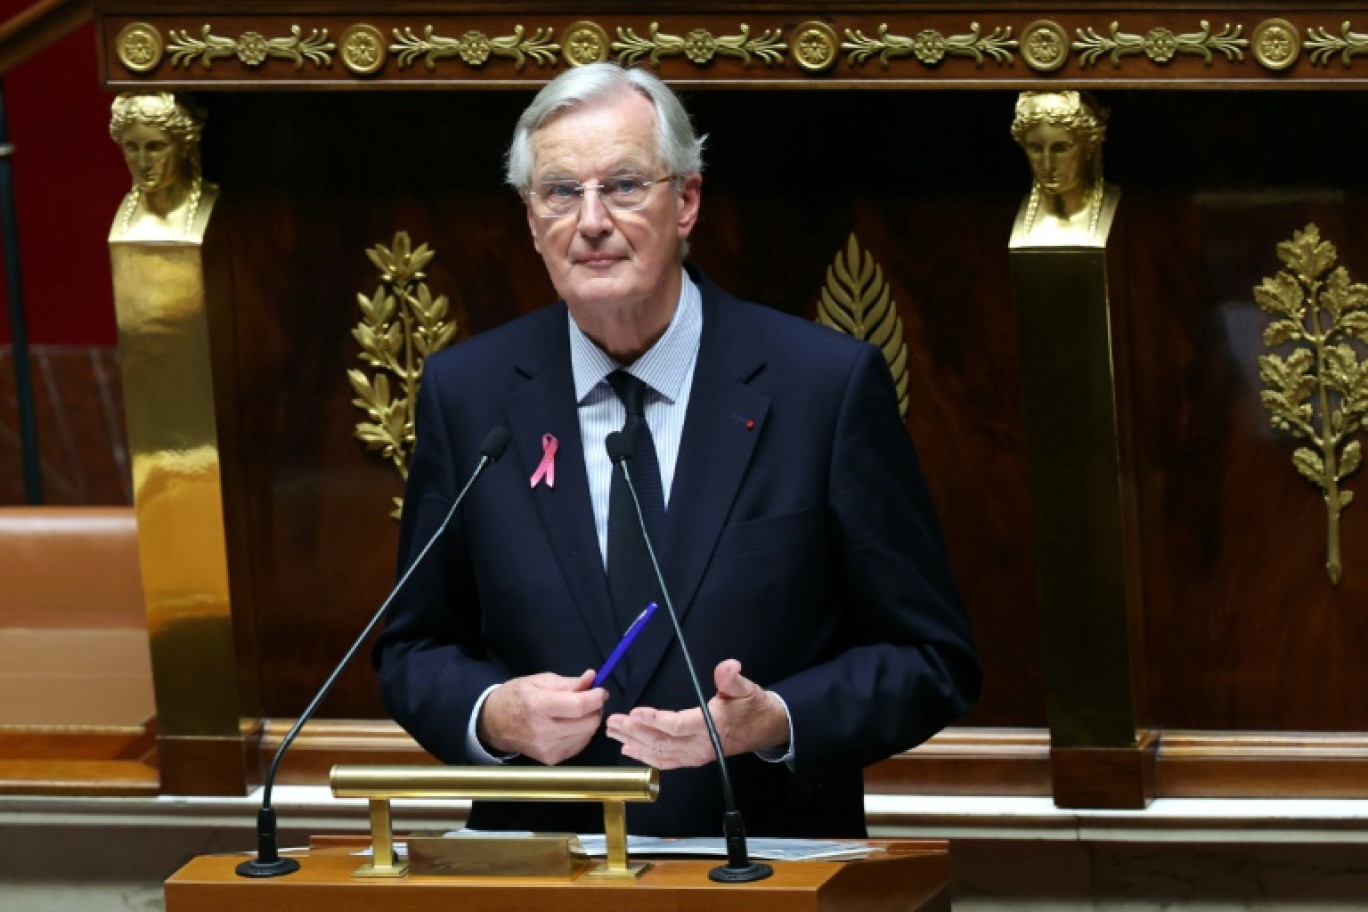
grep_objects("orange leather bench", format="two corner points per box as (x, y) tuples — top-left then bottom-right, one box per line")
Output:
(0, 507), (157, 792)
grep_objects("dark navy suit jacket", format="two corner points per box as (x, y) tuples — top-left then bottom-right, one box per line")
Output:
(373, 267), (980, 838)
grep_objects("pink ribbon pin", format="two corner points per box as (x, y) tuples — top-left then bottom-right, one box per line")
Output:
(530, 433), (557, 489)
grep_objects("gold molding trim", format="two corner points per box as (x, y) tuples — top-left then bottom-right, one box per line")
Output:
(1251, 18), (1300, 71)
(612, 22), (786, 68)
(793, 20), (839, 74)
(1021, 20), (1069, 73)
(817, 233), (910, 418)
(390, 25), (558, 71)
(843, 22), (1017, 69)
(1073, 20), (1247, 68)
(166, 24), (335, 70)
(563, 20), (610, 67)
(116, 22), (163, 74)
(340, 23), (387, 76)
(1255, 224), (1368, 586)
(349, 232), (458, 519)
(1305, 22), (1368, 68)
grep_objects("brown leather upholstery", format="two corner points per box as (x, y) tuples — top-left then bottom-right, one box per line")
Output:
(0, 506), (146, 629)
(0, 507), (154, 737)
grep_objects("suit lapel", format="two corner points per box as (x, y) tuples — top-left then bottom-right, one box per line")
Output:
(618, 280), (769, 708)
(501, 306), (620, 664)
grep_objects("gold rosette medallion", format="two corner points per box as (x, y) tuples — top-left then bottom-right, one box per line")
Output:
(117, 22), (164, 74)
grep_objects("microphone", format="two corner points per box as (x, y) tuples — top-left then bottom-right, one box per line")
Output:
(605, 431), (773, 884)
(237, 426), (512, 878)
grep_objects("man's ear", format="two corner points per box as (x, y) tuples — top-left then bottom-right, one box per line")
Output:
(523, 193), (542, 253)
(676, 173), (703, 241)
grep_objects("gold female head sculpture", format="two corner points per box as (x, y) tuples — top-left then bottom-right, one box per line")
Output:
(109, 92), (207, 236)
(1011, 91), (1109, 238)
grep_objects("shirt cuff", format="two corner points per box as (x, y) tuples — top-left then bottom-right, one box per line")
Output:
(466, 683), (519, 764)
(753, 691), (795, 768)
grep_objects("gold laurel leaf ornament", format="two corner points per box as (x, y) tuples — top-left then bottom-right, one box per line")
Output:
(1255, 223), (1368, 585)
(351, 231), (459, 519)
(817, 233), (910, 417)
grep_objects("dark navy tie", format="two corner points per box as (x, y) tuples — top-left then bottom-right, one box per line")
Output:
(606, 370), (665, 633)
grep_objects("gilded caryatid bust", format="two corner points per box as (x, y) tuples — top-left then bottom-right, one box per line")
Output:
(108, 92), (219, 242)
(1009, 91), (1119, 248)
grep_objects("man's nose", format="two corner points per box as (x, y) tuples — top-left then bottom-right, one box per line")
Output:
(576, 186), (613, 235)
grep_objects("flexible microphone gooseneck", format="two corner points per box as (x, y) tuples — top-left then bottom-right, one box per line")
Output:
(605, 431), (773, 884)
(236, 426), (512, 878)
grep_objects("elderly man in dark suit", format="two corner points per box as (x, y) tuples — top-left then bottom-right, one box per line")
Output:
(373, 62), (979, 838)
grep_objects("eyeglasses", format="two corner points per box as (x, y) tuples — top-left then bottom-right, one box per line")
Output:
(527, 174), (679, 218)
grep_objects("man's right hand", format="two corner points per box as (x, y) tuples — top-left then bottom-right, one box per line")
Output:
(477, 670), (607, 765)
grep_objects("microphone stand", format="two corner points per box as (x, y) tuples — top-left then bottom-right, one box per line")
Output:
(608, 432), (773, 883)
(236, 427), (511, 877)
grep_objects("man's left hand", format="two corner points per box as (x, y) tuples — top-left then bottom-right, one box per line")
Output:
(604, 659), (789, 769)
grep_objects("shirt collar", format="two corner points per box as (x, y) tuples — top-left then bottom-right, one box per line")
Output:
(569, 268), (702, 404)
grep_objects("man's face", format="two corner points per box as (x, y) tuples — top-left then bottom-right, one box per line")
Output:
(120, 122), (182, 195)
(1021, 122), (1086, 196)
(524, 91), (701, 327)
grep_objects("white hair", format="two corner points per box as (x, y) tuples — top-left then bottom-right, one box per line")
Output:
(505, 63), (705, 190)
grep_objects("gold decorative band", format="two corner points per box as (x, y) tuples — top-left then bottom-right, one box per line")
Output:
(107, 17), (1368, 80)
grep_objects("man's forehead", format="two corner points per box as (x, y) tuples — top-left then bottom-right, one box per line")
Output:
(529, 95), (661, 175)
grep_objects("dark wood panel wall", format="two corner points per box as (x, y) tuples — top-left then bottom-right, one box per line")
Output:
(92, 2), (1368, 799)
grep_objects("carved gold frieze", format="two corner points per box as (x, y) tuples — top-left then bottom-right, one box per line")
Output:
(843, 23), (1016, 69)
(817, 234), (909, 418)
(116, 22), (164, 73)
(1073, 21), (1246, 68)
(340, 23), (387, 76)
(612, 23), (786, 68)
(563, 21), (610, 67)
(166, 24), (335, 70)
(350, 232), (458, 519)
(1306, 22), (1368, 67)
(1021, 20), (1069, 72)
(390, 25), (558, 71)
(1252, 18), (1300, 71)
(1255, 224), (1368, 586)
(793, 21), (839, 74)
(111, 16), (1368, 82)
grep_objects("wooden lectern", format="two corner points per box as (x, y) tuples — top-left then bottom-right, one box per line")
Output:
(165, 840), (952, 912)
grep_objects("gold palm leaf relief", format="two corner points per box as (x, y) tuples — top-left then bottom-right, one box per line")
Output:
(817, 232), (910, 417)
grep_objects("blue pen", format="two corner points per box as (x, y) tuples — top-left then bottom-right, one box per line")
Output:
(593, 602), (658, 688)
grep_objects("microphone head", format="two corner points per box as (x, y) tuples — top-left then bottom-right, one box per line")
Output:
(605, 431), (633, 465)
(480, 426), (512, 462)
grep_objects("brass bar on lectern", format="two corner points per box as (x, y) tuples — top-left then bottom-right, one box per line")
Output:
(352, 798), (408, 878)
(583, 799), (651, 881)
(330, 765), (659, 802)
(332, 765), (658, 880)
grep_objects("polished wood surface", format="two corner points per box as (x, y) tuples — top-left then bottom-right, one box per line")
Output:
(165, 844), (951, 912)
